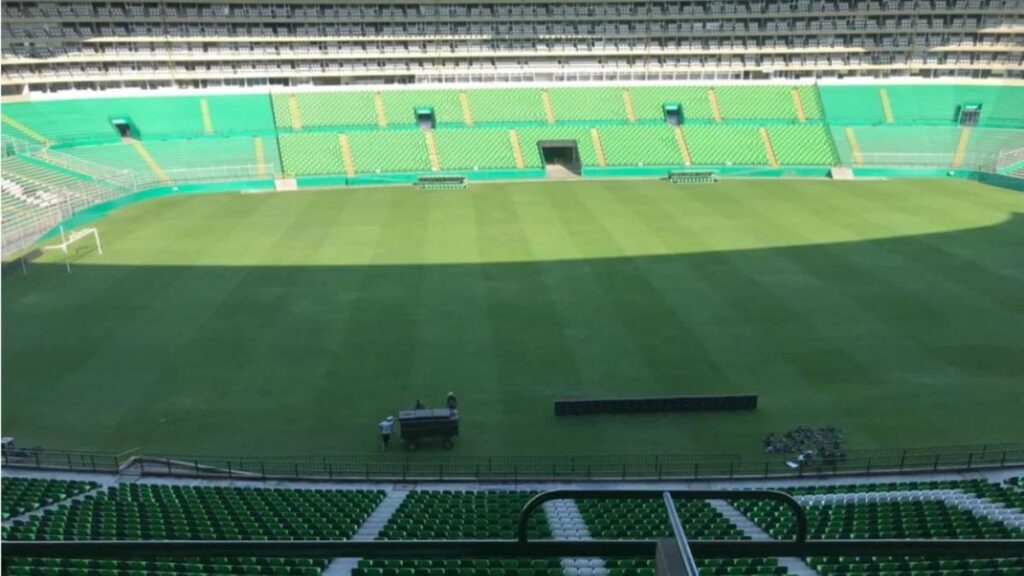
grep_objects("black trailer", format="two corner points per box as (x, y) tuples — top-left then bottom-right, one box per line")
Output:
(398, 409), (459, 451)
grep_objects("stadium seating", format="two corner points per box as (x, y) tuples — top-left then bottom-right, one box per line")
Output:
(817, 86), (888, 125)
(836, 126), (963, 166)
(380, 90), (465, 127)
(432, 128), (519, 170)
(55, 143), (156, 175)
(885, 85), (1024, 128)
(378, 491), (552, 540)
(808, 555), (1024, 576)
(354, 558), (565, 576)
(715, 86), (797, 121)
(628, 86), (714, 121)
(684, 126), (768, 166)
(144, 137), (276, 174)
(464, 89), (547, 124)
(347, 130), (432, 174)
(598, 125), (685, 167)
(767, 125), (838, 166)
(4, 483), (384, 541)
(273, 92), (380, 129)
(2, 97), (217, 145)
(1, 478), (99, 521)
(1, 156), (94, 190)
(278, 133), (346, 176)
(547, 87), (627, 122)
(577, 498), (747, 540)
(608, 557), (787, 576)
(796, 86), (825, 120)
(3, 556), (328, 575)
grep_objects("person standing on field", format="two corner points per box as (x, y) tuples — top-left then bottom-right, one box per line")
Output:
(446, 391), (458, 414)
(379, 416), (394, 450)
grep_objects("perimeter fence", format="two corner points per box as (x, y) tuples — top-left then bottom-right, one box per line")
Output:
(4, 443), (1023, 482)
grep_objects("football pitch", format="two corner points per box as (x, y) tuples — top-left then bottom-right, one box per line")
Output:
(3, 178), (1023, 458)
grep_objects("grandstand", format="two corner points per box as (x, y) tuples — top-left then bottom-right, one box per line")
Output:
(3, 1), (1024, 573)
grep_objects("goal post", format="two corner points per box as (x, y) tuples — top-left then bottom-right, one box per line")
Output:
(42, 225), (103, 273)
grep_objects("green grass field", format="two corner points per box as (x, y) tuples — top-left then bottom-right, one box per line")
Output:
(3, 179), (1023, 457)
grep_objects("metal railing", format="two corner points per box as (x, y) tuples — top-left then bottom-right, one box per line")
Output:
(4, 443), (1023, 481)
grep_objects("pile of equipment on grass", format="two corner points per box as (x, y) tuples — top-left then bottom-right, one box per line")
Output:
(763, 426), (847, 467)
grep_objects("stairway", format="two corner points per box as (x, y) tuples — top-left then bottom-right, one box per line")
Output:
(759, 127), (779, 168)
(673, 126), (693, 165)
(323, 490), (409, 576)
(952, 127), (972, 168)
(543, 500), (609, 576)
(541, 90), (556, 124)
(509, 129), (526, 169)
(374, 93), (388, 128)
(253, 137), (267, 177)
(425, 131), (441, 171)
(459, 91), (474, 125)
(130, 140), (170, 182)
(791, 88), (807, 122)
(1, 114), (51, 145)
(287, 94), (303, 130)
(200, 98), (214, 134)
(709, 500), (820, 576)
(879, 88), (894, 123)
(708, 88), (723, 122)
(353, 490), (408, 541)
(339, 134), (356, 177)
(844, 127), (864, 165)
(623, 89), (636, 123)
(590, 128), (607, 167)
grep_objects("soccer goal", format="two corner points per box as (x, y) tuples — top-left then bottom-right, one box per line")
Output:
(42, 226), (103, 273)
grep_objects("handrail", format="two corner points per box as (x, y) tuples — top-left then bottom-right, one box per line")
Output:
(663, 491), (701, 576)
(516, 489), (808, 544)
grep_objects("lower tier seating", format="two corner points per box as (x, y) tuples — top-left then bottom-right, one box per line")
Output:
(809, 556), (1024, 576)
(432, 128), (519, 170)
(768, 125), (838, 166)
(4, 556), (327, 576)
(608, 558), (787, 576)
(355, 558), (564, 576)
(734, 491), (1022, 541)
(4, 484), (384, 541)
(378, 491), (552, 540)
(599, 125), (685, 167)
(2, 478), (99, 521)
(347, 130), (432, 174)
(278, 133), (346, 176)
(685, 125), (767, 166)
(577, 498), (747, 540)
(144, 136), (275, 174)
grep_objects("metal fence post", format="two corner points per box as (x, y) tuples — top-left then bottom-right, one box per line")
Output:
(1001, 451), (1008, 467)
(261, 461), (267, 479)
(899, 450), (906, 471)
(228, 461), (233, 479)
(866, 458), (872, 474)
(933, 454), (941, 471)
(90, 455), (97, 472)
(967, 453), (974, 470)
(763, 461), (769, 478)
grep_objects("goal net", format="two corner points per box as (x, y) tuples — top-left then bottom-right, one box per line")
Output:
(42, 226), (103, 273)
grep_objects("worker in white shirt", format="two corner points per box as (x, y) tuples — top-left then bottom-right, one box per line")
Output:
(379, 416), (394, 450)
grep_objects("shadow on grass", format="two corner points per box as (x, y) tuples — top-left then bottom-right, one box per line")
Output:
(2, 214), (1023, 457)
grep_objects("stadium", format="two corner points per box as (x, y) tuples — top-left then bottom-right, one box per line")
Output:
(2, 0), (1024, 574)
